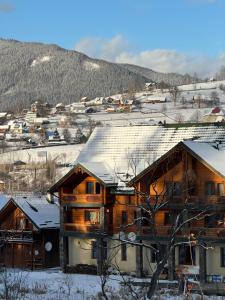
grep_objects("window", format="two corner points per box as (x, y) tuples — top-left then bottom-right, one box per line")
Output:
(86, 182), (94, 194)
(205, 182), (225, 196)
(164, 212), (172, 225)
(150, 244), (167, 263)
(205, 214), (224, 228)
(121, 243), (127, 261)
(84, 210), (99, 223)
(121, 211), (128, 225)
(179, 245), (195, 265)
(166, 182), (182, 197)
(151, 244), (158, 263)
(217, 183), (224, 196)
(103, 241), (107, 260)
(205, 182), (216, 196)
(133, 211), (137, 224)
(91, 241), (107, 260)
(86, 182), (101, 194)
(16, 217), (28, 230)
(67, 208), (74, 223)
(91, 241), (97, 259)
(95, 182), (101, 194)
(221, 248), (225, 267)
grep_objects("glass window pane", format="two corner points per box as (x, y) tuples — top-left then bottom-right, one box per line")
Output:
(121, 244), (127, 261)
(221, 247), (225, 267)
(92, 241), (97, 259)
(174, 182), (182, 196)
(217, 183), (224, 196)
(205, 182), (215, 196)
(121, 211), (127, 225)
(166, 182), (173, 197)
(95, 182), (101, 194)
(86, 182), (94, 194)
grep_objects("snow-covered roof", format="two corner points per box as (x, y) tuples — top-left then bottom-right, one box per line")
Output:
(146, 96), (167, 102)
(14, 196), (59, 229)
(202, 115), (225, 123)
(6, 196), (60, 229)
(79, 162), (117, 185)
(0, 194), (8, 211)
(76, 124), (225, 180)
(183, 141), (225, 178)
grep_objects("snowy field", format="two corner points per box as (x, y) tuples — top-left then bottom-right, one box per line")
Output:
(0, 144), (84, 165)
(0, 268), (223, 300)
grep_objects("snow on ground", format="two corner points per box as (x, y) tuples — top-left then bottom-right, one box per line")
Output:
(83, 60), (100, 71)
(0, 144), (84, 165)
(0, 269), (120, 300)
(178, 80), (225, 92)
(0, 269), (223, 299)
(31, 56), (51, 67)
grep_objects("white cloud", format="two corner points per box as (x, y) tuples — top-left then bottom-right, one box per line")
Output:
(74, 35), (225, 77)
(75, 35), (131, 62)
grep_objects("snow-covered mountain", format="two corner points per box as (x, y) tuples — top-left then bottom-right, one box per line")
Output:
(0, 39), (196, 111)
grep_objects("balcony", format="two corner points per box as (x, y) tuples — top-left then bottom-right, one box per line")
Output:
(0, 230), (33, 242)
(140, 225), (225, 239)
(148, 195), (225, 209)
(64, 223), (101, 233)
(62, 194), (102, 203)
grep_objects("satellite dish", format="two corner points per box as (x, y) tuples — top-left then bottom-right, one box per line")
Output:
(34, 250), (39, 256)
(119, 231), (126, 240)
(45, 242), (53, 252)
(128, 232), (136, 242)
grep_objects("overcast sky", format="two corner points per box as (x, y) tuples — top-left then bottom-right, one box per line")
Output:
(0, 0), (225, 76)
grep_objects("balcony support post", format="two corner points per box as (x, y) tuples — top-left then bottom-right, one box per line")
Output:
(60, 206), (68, 272)
(97, 237), (104, 275)
(199, 242), (206, 283)
(136, 240), (144, 277)
(136, 207), (144, 277)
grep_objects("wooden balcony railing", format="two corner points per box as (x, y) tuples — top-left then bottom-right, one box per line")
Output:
(140, 225), (225, 239)
(64, 223), (101, 233)
(0, 230), (33, 242)
(148, 195), (225, 207)
(62, 194), (102, 203)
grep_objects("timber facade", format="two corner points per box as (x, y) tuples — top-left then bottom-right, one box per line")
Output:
(50, 140), (225, 282)
(0, 196), (60, 269)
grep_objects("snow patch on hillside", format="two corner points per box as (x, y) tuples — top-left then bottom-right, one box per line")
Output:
(31, 56), (51, 67)
(178, 80), (225, 91)
(83, 60), (100, 71)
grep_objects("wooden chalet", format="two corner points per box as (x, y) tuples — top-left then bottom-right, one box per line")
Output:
(0, 195), (59, 269)
(49, 123), (225, 282)
(129, 141), (225, 282)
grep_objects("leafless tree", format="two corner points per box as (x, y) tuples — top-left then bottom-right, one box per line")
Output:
(169, 86), (181, 106)
(63, 128), (72, 144)
(210, 91), (220, 106)
(96, 152), (216, 299)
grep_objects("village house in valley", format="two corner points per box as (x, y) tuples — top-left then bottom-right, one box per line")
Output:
(49, 123), (225, 282)
(0, 195), (60, 269)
